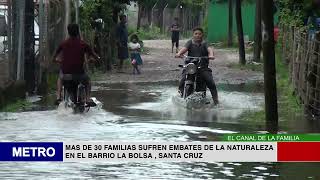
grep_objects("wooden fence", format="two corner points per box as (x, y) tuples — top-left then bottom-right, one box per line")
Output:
(281, 26), (320, 119)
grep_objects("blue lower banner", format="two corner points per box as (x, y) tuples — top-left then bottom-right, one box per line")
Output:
(0, 142), (63, 161)
(0, 142), (278, 162)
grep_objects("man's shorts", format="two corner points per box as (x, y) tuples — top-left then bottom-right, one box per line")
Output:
(60, 71), (90, 86)
(171, 33), (180, 47)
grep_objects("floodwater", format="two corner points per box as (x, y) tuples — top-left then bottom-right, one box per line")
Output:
(0, 82), (320, 179)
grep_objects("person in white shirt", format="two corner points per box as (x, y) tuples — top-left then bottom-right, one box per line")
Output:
(128, 34), (143, 74)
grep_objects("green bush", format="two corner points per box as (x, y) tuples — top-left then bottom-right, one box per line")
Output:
(138, 26), (167, 40)
(128, 26), (169, 40)
(128, 26), (136, 37)
(0, 99), (32, 112)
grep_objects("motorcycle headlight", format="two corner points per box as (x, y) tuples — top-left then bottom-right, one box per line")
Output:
(185, 63), (197, 74)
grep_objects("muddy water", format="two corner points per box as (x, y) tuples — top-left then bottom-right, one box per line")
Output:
(0, 82), (320, 179)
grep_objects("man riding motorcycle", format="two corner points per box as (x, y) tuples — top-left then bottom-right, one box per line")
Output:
(53, 24), (100, 106)
(175, 27), (219, 105)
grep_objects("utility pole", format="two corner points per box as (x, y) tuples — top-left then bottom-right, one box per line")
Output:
(24, 0), (35, 93)
(16, 0), (25, 81)
(38, 0), (48, 94)
(64, 0), (70, 38)
(8, 0), (14, 80)
(179, 4), (183, 34)
(262, 0), (278, 133)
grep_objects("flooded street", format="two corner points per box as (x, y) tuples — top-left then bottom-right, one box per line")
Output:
(2, 0), (320, 177)
(1, 82), (320, 179)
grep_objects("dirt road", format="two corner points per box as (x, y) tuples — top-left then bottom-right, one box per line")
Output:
(94, 40), (263, 85)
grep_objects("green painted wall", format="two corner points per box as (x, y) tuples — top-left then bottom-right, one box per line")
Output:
(208, 2), (279, 43)
(208, 2), (256, 42)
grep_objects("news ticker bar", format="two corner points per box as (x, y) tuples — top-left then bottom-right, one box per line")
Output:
(223, 134), (320, 142)
(0, 139), (320, 162)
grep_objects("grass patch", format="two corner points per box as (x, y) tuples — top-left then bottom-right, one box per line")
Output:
(212, 40), (253, 50)
(275, 46), (302, 113)
(239, 110), (266, 125)
(47, 72), (59, 93)
(238, 45), (302, 125)
(216, 42), (239, 49)
(129, 26), (169, 41)
(227, 62), (263, 72)
(128, 26), (192, 41)
(0, 99), (32, 112)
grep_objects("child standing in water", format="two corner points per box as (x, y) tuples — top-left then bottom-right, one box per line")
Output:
(128, 34), (143, 74)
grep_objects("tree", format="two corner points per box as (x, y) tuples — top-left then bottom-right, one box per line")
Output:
(25, 0), (35, 93)
(136, 0), (157, 29)
(235, 0), (245, 65)
(80, 0), (131, 72)
(228, 0), (233, 47)
(253, 0), (262, 62)
(262, 0), (278, 132)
